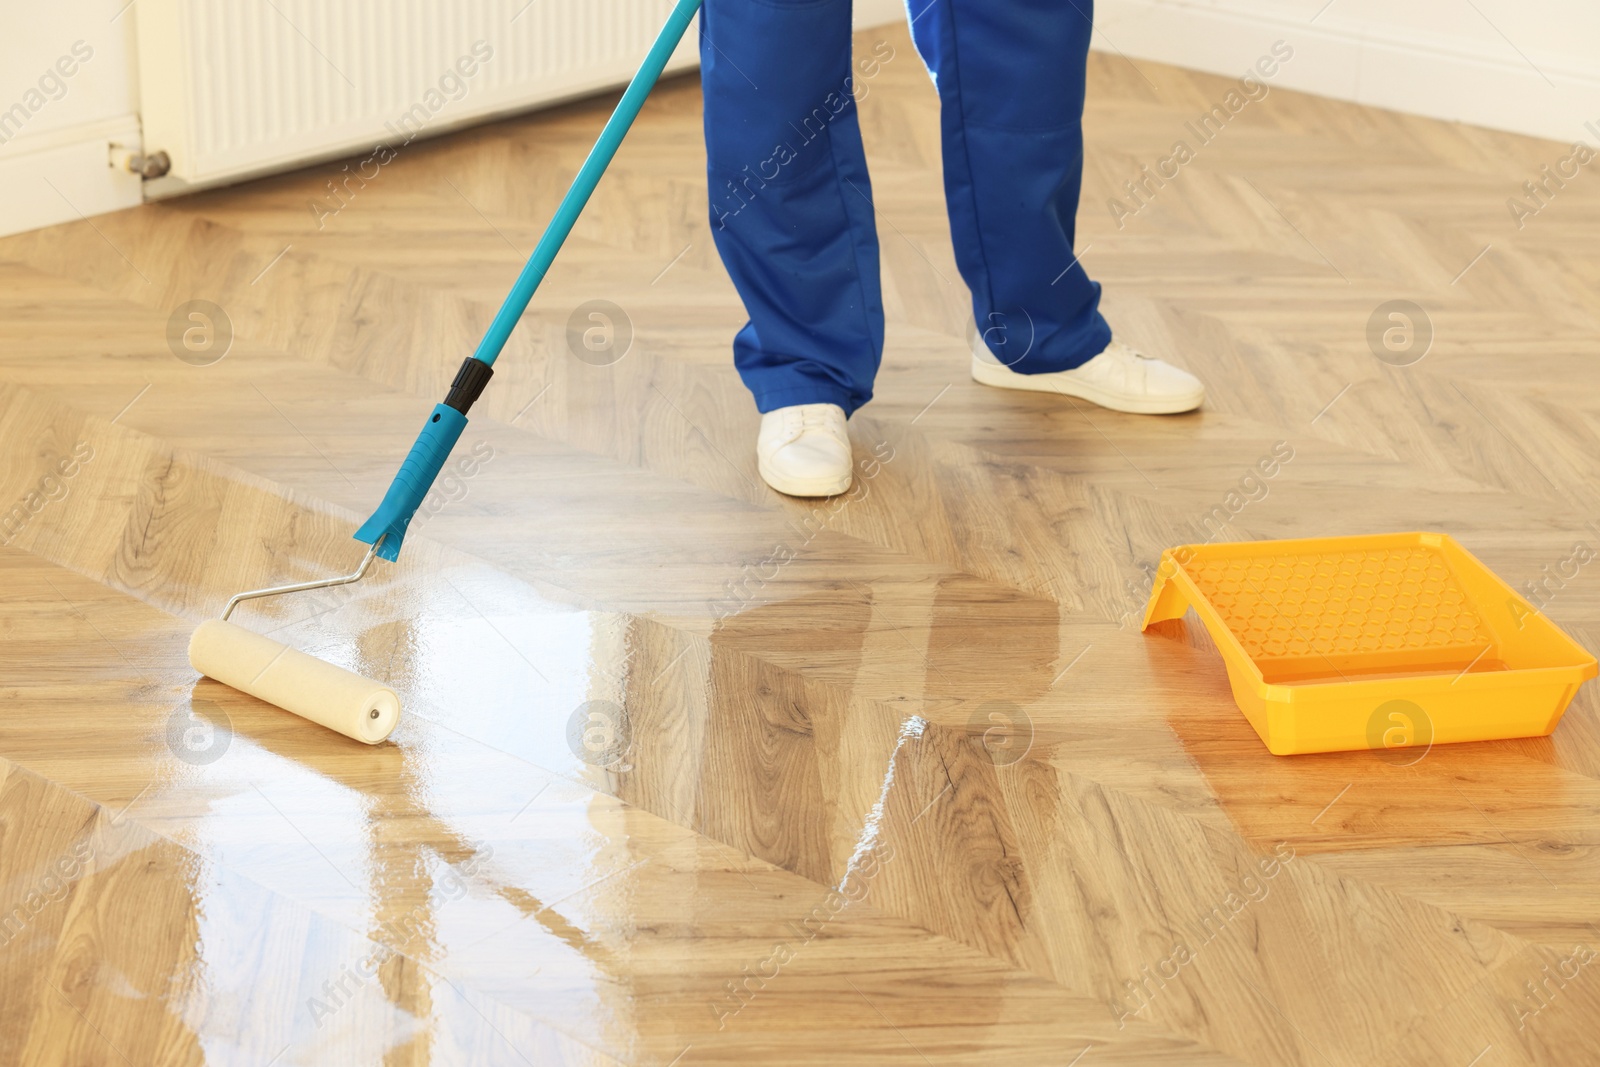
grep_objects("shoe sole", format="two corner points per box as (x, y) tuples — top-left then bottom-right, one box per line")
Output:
(758, 458), (853, 498)
(970, 355), (1204, 415)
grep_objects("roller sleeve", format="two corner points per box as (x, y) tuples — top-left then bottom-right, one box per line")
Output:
(188, 620), (400, 744)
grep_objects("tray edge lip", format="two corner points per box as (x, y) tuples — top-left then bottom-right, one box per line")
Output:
(1157, 531), (1598, 700)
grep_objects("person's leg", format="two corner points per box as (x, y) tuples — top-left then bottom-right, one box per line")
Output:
(700, 0), (883, 415)
(910, 0), (1112, 372)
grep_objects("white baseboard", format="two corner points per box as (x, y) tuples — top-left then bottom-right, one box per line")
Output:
(0, 117), (144, 238)
(854, 0), (906, 29)
(7, 3), (1591, 243)
(1096, 0), (1600, 144)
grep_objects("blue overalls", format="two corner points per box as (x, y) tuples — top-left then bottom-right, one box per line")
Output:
(700, 0), (1111, 415)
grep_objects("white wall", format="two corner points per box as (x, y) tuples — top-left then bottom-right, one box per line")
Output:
(1098, 0), (1600, 145)
(3, 0), (1595, 238)
(0, 2), (144, 237)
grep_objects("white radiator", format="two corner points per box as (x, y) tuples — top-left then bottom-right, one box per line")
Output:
(133, 0), (700, 189)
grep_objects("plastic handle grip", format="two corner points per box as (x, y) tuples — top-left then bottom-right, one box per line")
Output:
(354, 0), (699, 565)
(353, 404), (467, 561)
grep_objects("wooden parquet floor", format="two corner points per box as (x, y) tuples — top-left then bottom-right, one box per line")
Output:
(3, 22), (1600, 1066)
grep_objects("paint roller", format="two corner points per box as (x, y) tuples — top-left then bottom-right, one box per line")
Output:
(188, 542), (401, 743)
(188, 0), (704, 743)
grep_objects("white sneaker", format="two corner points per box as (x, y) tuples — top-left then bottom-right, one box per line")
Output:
(757, 403), (853, 497)
(970, 332), (1204, 414)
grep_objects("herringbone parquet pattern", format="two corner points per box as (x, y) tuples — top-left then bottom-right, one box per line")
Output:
(2, 22), (1599, 1067)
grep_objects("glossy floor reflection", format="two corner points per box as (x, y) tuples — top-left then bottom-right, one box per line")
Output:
(4, 20), (1600, 1067)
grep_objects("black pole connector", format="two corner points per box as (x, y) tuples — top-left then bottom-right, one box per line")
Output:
(443, 357), (495, 414)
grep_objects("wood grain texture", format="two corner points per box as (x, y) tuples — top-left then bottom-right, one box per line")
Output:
(2, 21), (1600, 1066)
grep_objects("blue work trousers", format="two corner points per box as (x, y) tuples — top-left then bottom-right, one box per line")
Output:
(700, 0), (1111, 414)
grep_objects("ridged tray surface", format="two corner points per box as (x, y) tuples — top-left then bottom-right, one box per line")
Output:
(1184, 547), (1487, 661)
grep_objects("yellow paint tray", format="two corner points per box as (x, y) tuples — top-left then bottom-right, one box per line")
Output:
(1141, 532), (1596, 755)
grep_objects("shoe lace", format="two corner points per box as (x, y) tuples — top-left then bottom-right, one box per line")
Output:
(1099, 341), (1152, 388)
(781, 404), (845, 446)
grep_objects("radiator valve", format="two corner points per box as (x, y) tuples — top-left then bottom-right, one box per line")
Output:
(110, 146), (171, 179)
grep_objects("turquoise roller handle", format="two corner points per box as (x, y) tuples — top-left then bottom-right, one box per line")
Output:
(471, 0), (702, 368)
(354, 404), (467, 561)
(355, 0), (701, 562)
